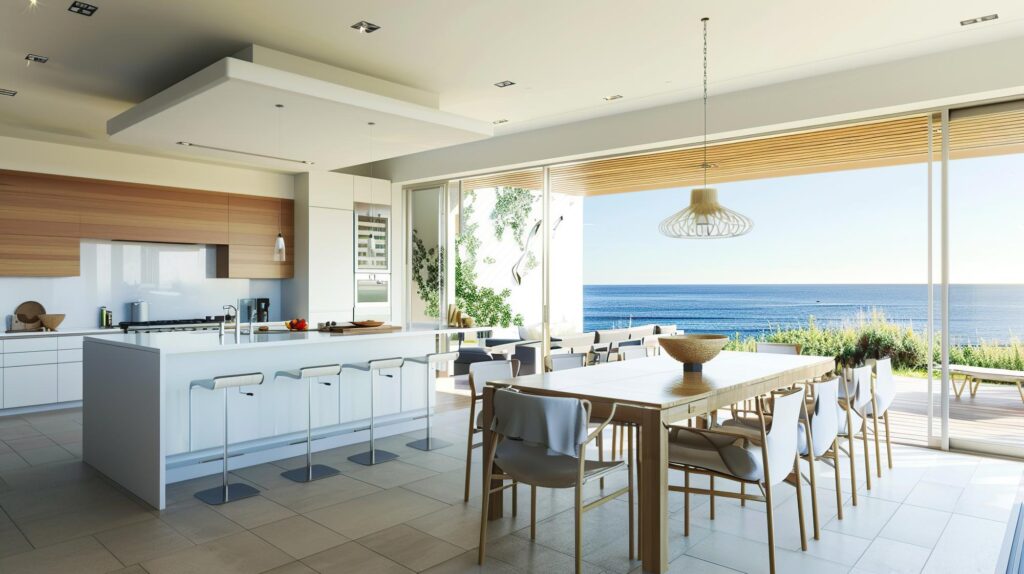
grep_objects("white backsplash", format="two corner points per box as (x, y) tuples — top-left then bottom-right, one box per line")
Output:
(1, 240), (282, 330)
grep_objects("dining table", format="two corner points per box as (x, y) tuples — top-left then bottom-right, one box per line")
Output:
(482, 349), (835, 573)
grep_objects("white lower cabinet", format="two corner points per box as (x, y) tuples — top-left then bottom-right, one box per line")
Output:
(3, 364), (58, 408)
(58, 362), (83, 402)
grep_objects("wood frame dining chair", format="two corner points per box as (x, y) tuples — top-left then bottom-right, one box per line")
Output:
(668, 386), (808, 574)
(867, 357), (896, 477)
(838, 363), (875, 504)
(478, 389), (634, 574)
(465, 358), (519, 503)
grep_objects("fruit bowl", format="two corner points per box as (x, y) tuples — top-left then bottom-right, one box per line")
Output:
(39, 314), (65, 331)
(659, 334), (729, 372)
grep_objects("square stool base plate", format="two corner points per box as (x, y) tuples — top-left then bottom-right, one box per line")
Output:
(407, 437), (452, 451)
(280, 464), (341, 483)
(348, 449), (399, 466)
(194, 483), (260, 505)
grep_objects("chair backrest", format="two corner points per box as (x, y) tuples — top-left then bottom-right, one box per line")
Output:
(618, 339), (641, 348)
(469, 359), (515, 391)
(844, 364), (874, 411)
(627, 324), (656, 340)
(763, 386), (805, 485)
(872, 357), (896, 413)
(756, 342), (801, 355)
(550, 353), (587, 371)
(620, 346), (651, 360)
(491, 389), (588, 457)
(557, 332), (596, 349)
(655, 324), (678, 335)
(595, 328), (630, 345)
(809, 377), (841, 457)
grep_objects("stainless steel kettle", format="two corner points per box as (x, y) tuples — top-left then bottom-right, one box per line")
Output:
(130, 301), (149, 322)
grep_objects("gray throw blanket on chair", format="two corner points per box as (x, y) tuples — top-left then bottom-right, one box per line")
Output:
(491, 389), (588, 457)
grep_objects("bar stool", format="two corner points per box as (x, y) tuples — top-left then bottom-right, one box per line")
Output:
(344, 357), (405, 466)
(406, 351), (459, 451)
(190, 372), (264, 505)
(274, 364), (342, 483)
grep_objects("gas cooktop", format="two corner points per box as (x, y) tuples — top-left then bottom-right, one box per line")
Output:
(118, 318), (227, 333)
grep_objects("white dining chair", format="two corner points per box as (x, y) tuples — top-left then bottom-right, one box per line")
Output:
(478, 389), (634, 574)
(838, 363), (875, 503)
(755, 342), (802, 355)
(465, 359), (519, 503)
(669, 386), (808, 574)
(619, 345), (652, 361)
(867, 357), (896, 476)
(549, 352), (587, 371)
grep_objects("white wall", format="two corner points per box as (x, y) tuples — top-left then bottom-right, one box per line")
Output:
(369, 36), (1024, 186)
(1, 240), (281, 330)
(0, 135), (293, 198)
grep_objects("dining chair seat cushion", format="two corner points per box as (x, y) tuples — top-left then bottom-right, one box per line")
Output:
(668, 427), (764, 482)
(495, 440), (624, 488)
(721, 416), (813, 457)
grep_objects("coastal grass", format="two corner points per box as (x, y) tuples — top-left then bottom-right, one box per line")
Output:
(724, 311), (1024, 376)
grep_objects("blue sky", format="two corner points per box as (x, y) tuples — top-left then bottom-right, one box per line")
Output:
(581, 153), (1024, 285)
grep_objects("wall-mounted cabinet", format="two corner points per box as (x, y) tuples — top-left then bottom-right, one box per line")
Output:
(0, 169), (293, 279)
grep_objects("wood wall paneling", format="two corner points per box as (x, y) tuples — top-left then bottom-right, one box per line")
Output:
(0, 234), (79, 276)
(222, 194), (294, 279)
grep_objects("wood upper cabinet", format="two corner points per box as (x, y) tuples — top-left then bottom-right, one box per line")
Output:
(219, 195), (294, 279)
(0, 170), (293, 279)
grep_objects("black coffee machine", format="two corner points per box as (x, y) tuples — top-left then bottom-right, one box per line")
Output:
(256, 298), (271, 322)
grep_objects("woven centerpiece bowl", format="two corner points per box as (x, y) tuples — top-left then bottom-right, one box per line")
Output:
(659, 334), (729, 372)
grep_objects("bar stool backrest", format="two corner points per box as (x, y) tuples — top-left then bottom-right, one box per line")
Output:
(299, 365), (341, 378)
(764, 386), (805, 485)
(210, 373), (264, 390)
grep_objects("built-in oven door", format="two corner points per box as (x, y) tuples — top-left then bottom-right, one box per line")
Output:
(355, 273), (390, 307)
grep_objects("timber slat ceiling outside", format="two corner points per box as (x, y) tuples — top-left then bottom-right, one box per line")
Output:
(460, 106), (1024, 196)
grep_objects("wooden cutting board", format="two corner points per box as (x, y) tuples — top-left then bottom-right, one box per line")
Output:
(319, 324), (402, 335)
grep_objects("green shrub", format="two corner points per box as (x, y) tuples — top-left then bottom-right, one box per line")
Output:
(725, 310), (1023, 374)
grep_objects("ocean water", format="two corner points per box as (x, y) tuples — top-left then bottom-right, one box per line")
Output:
(583, 284), (1024, 344)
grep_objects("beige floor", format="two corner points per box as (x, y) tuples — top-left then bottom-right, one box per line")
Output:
(0, 402), (1021, 574)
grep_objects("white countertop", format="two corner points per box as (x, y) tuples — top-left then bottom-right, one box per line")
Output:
(1, 328), (121, 340)
(85, 326), (493, 355)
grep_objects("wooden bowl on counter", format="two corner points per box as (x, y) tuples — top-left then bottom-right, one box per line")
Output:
(39, 314), (65, 331)
(351, 320), (384, 328)
(659, 334), (729, 372)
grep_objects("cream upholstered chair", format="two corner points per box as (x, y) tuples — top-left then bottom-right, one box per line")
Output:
(838, 364), (875, 503)
(549, 352), (587, 372)
(478, 389), (634, 574)
(669, 387), (808, 574)
(866, 358), (896, 476)
(465, 359), (519, 502)
(755, 342), (802, 355)
(620, 345), (652, 361)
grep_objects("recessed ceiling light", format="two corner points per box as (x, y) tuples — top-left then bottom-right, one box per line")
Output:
(68, 1), (98, 16)
(492, 119), (508, 124)
(0, 88), (17, 97)
(494, 80), (515, 88)
(604, 94), (623, 101)
(351, 20), (380, 34)
(25, 54), (48, 65)
(961, 13), (998, 26)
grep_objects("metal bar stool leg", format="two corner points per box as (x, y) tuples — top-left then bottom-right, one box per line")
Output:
(408, 358), (452, 451)
(195, 386), (260, 505)
(349, 365), (400, 465)
(281, 375), (340, 482)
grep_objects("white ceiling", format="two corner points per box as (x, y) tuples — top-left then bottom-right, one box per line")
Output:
(1, 0), (1022, 172)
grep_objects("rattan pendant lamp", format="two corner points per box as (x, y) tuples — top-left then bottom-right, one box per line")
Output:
(659, 17), (753, 239)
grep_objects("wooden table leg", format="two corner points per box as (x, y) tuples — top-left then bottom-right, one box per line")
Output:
(639, 408), (669, 573)
(483, 386), (504, 520)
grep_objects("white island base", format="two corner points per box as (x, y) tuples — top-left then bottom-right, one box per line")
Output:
(81, 329), (468, 509)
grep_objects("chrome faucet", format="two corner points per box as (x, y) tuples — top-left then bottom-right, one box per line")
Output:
(248, 308), (256, 341)
(223, 304), (239, 342)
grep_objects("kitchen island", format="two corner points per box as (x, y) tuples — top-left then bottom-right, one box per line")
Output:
(82, 327), (481, 509)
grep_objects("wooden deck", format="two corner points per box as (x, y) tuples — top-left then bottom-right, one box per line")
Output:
(889, 375), (1024, 448)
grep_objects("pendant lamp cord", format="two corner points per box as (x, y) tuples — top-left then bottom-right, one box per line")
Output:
(702, 17), (709, 189)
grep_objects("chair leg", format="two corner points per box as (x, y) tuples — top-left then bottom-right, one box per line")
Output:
(845, 408), (859, 505)
(478, 449), (494, 564)
(627, 438), (635, 560)
(871, 397), (882, 478)
(709, 476), (715, 520)
(574, 481), (583, 574)
(530, 485), (537, 539)
(740, 482), (746, 507)
(794, 455), (807, 551)
(465, 401), (477, 502)
(884, 411), (893, 469)
(684, 470), (690, 537)
(611, 424), (617, 461)
(598, 431), (605, 489)
(805, 453), (820, 540)
(833, 440), (844, 520)
(764, 481), (777, 574)
(861, 419), (872, 491)
(512, 480), (518, 517)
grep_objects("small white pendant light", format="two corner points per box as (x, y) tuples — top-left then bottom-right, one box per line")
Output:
(273, 103), (287, 262)
(659, 17), (752, 239)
